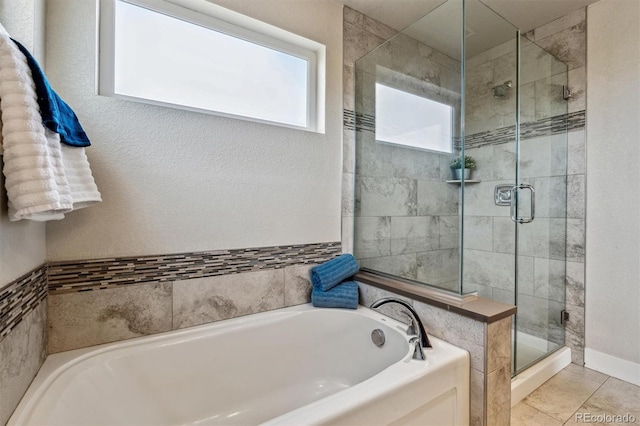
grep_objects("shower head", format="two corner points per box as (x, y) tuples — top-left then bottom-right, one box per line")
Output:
(493, 80), (512, 98)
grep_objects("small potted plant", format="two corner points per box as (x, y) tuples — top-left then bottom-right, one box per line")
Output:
(450, 155), (476, 180)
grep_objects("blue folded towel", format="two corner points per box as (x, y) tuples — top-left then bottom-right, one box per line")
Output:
(311, 280), (358, 309)
(311, 253), (359, 292)
(12, 39), (91, 147)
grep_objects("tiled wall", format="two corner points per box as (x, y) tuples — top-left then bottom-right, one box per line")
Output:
(47, 242), (340, 353)
(0, 266), (48, 425)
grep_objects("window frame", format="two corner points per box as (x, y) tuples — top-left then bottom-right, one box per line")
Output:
(97, 0), (325, 132)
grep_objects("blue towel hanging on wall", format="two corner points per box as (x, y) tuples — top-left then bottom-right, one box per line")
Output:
(12, 38), (91, 147)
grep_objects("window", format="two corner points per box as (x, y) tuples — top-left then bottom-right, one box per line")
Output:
(375, 83), (453, 152)
(99, 0), (325, 132)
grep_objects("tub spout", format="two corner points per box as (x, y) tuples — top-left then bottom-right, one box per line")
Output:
(370, 297), (432, 353)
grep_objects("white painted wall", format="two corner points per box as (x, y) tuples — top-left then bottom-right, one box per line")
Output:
(0, 0), (46, 286)
(586, 0), (640, 384)
(44, 0), (343, 261)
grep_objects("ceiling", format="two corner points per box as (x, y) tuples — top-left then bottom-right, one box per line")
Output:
(335, 0), (600, 33)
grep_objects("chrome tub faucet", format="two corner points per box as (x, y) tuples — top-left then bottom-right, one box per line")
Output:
(370, 297), (432, 360)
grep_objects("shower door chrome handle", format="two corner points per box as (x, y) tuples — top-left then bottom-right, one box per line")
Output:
(510, 184), (535, 224)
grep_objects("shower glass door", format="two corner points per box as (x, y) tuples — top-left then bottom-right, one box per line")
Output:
(513, 37), (568, 373)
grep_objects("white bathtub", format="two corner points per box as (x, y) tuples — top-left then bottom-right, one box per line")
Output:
(9, 304), (469, 426)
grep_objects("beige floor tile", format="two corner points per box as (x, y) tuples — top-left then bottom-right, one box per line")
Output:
(511, 402), (563, 426)
(523, 364), (609, 422)
(570, 377), (640, 424)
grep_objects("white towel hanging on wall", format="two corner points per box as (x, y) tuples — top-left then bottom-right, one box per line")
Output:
(0, 22), (101, 221)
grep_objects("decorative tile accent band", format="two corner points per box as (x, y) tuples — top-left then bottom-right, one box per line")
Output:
(48, 242), (342, 294)
(463, 110), (586, 149)
(0, 265), (48, 343)
(345, 109), (586, 147)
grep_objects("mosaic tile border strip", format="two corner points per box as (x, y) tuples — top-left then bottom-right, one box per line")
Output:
(0, 265), (48, 343)
(48, 242), (342, 294)
(465, 110), (586, 149)
(345, 109), (586, 147)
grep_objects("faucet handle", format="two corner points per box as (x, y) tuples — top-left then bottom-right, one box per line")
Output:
(409, 336), (426, 361)
(401, 310), (417, 335)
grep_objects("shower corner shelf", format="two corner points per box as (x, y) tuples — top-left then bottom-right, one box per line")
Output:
(445, 179), (481, 184)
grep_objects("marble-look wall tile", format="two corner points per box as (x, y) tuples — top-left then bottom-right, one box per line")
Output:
(564, 303), (585, 365)
(356, 176), (417, 216)
(355, 137), (394, 178)
(520, 40), (555, 85)
(173, 270), (284, 330)
(463, 249), (514, 291)
(360, 253), (418, 281)
(567, 66), (586, 113)
(549, 218), (569, 260)
(0, 301), (47, 426)
(518, 255), (535, 296)
(354, 216), (391, 258)
(417, 249), (459, 286)
(529, 176), (567, 219)
(342, 172), (355, 216)
(284, 265), (313, 307)
(567, 129), (586, 175)
(518, 218), (551, 258)
(344, 20), (385, 68)
(493, 216), (515, 254)
(487, 316), (512, 374)
(520, 133), (567, 179)
(343, 65), (355, 112)
(390, 216), (438, 255)
(463, 182), (511, 217)
(565, 261), (585, 308)
(486, 364), (511, 426)
(492, 144), (516, 181)
(439, 233), (459, 250)
(391, 148), (441, 181)
(343, 127), (355, 174)
(533, 258), (566, 302)
(414, 301), (485, 372)
(566, 219), (585, 262)
(362, 14), (397, 41)
(417, 180), (458, 216)
(517, 293), (550, 340)
(342, 216), (354, 254)
(465, 145), (494, 182)
(356, 282), (413, 322)
(534, 20), (586, 71)
(48, 282), (172, 353)
(464, 216), (493, 251)
(567, 174), (585, 219)
(470, 367), (485, 426)
(462, 281), (493, 298)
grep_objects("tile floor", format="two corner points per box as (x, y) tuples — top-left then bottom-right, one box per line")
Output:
(512, 364), (640, 425)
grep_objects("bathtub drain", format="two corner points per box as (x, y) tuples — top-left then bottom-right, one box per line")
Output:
(371, 329), (385, 347)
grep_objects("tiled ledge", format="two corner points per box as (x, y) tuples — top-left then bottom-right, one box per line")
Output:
(355, 271), (516, 323)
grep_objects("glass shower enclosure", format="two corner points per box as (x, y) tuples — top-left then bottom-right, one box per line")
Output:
(353, 0), (568, 375)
